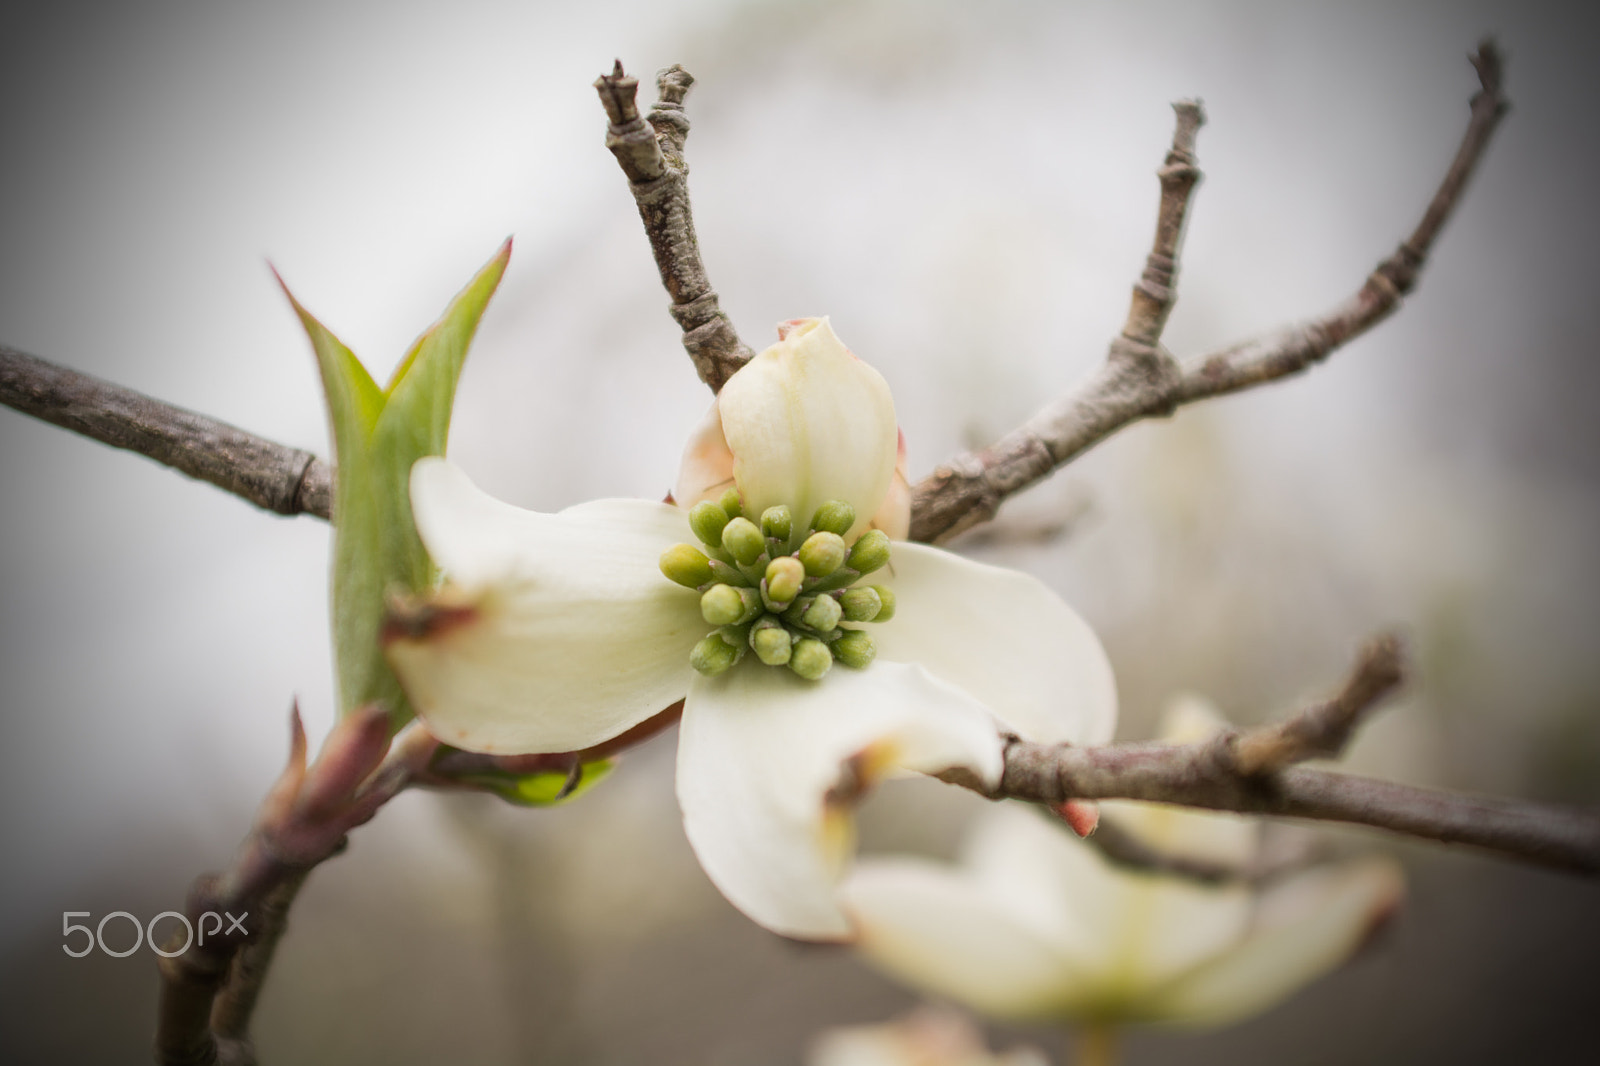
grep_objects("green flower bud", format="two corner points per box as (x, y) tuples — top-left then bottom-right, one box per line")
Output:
(788, 637), (833, 681)
(688, 500), (731, 548)
(718, 488), (744, 519)
(750, 618), (793, 666)
(659, 543), (714, 588)
(760, 505), (792, 543)
(721, 516), (765, 566)
(690, 633), (741, 676)
(832, 628), (876, 669)
(707, 558), (751, 587)
(869, 584), (896, 622)
(838, 586), (882, 622)
(810, 499), (856, 536)
(764, 556), (805, 606)
(718, 620), (756, 646)
(801, 593), (843, 632)
(798, 531), (847, 577)
(847, 529), (891, 575)
(701, 584), (761, 626)
(804, 568), (860, 595)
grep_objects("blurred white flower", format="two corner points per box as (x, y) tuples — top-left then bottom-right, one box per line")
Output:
(808, 1007), (1049, 1066)
(842, 697), (1404, 1029)
(385, 317), (1116, 939)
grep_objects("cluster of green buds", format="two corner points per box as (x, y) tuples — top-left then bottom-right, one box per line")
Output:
(659, 490), (896, 681)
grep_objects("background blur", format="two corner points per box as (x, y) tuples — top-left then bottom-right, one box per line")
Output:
(2, 1), (1597, 1062)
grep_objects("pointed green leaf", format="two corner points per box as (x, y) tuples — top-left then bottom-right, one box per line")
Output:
(370, 239), (512, 601)
(279, 240), (511, 728)
(280, 274), (401, 722)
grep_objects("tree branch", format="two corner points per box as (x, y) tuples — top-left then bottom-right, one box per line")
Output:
(0, 345), (331, 520)
(596, 61), (753, 393)
(3, 45), (1505, 536)
(148, 696), (672, 1063)
(991, 749), (1600, 875)
(943, 631), (1600, 877)
(153, 706), (430, 1065)
(909, 40), (1509, 543)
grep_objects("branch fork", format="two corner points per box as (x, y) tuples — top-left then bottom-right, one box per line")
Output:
(963, 632), (1600, 876)
(910, 42), (1509, 543)
(595, 61), (752, 392)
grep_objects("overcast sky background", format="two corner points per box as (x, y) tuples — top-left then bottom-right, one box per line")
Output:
(1, 2), (1597, 1063)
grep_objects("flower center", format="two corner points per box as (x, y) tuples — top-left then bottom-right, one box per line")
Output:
(659, 489), (896, 681)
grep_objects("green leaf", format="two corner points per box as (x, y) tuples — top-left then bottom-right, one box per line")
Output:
(464, 759), (616, 807)
(280, 240), (511, 728)
(370, 239), (512, 602)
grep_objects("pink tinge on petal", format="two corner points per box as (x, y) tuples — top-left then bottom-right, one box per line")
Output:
(868, 428), (911, 539)
(1054, 800), (1101, 838)
(672, 401), (737, 509)
(777, 318), (817, 341)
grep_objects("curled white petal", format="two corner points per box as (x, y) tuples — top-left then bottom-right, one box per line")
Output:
(677, 660), (1003, 941)
(671, 401), (736, 510)
(1149, 858), (1404, 1027)
(716, 317), (899, 542)
(385, 458), (700, 753)
(871, 543), (1117, 745)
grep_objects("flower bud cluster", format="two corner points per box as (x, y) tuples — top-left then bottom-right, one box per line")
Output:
(660, 494), (896, 680)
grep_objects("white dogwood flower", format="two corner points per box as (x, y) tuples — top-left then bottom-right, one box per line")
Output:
(842, 698), (1405, 1028)
(385, 317), (1116, 939)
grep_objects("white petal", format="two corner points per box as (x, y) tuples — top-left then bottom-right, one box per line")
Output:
(840, 857), (1075, 1020)
(962, 803), (1115, 960)
(717, 317), (898, 541)
(385, 458), (701, 753)
(671, 401), (736, 509)
(1150, 858), (1404, 1027)
(963, 803), (1251, 1006)
(676, 660), (1003, 940)
(871, 543), (1117, 745)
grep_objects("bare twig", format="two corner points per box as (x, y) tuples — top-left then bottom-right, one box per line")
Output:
(153, 706), (428, 1065)
(1124, 99), (1206, 352)
(1083, 633), (1402, 885)
(1, 345), (331, 520)
(596, 61), (753, 392)
(909, 41), (1509, 543)
(985, 747), (1600, 875)
(1233, 633), (1404, 774)
(150, 697), (682, 1063)
(4, 46), (1504, 537)
(207, 874), (307, 1053)
(942, 632), (1600, 876)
